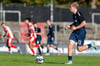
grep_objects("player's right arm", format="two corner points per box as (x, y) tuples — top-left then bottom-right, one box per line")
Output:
(65, 25), (70, 30)
(65, 23), (73, 30)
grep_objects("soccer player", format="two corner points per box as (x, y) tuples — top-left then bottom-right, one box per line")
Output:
(34, 23), (43, 55)
(65, 2), (97, 64)
(1, 23), (20, 54)
(24, 18), (39, 55)
(45, 20), (61, 56)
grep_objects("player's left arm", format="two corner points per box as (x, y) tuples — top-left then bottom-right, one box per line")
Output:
(71, 20), (86, 30)
(3, 31), (8, 38)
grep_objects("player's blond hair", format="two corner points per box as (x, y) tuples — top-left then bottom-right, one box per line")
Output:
(71, 2), (79, 8)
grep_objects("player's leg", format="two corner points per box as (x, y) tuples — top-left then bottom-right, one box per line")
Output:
(45, 36), (50, 55)
(49, 35), (61, 55)
(29, 37), (35, 55)
(10, 39), (17, 49)
(50, 37), (57, 50)
(50, 38), (58, 50)
(65, 33), (76, 64)
(77, 31), (97, 52)
(9, 38), (21, 53)
(36, 38), (42, 55)
(65, 40), (75, 64)
(50, 44), (61, 56)
(34, 37), (39, 47)
(45, 44), (50, 55)
(51, 44), (57, 50)
(77, 45), (88, 52)
(77, 41), (97, 52)
(37, 47), (41, 55)
(90, 41), (97, 49)
(30, 37), (39, 55)
(7, 39), (12, 54)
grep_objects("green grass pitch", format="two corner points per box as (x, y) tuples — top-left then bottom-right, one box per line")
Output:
(0, 53), (100, 66)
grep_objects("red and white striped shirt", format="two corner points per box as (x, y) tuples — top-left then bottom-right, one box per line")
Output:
(3, 26), (14, 39)
(28, 23), (37, 38)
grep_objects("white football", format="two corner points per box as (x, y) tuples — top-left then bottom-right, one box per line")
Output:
(36, 56), (44, 64)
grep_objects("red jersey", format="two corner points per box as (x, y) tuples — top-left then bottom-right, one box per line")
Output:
(28, 23), (37, 38)
(3, 26), (14, 39)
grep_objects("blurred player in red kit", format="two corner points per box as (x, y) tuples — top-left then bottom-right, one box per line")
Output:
(24, 18), (39, 55)
(1, 23), (21, 54)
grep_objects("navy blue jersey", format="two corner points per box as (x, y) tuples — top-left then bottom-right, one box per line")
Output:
(35, 27), (41, 39)
(47, 24), (54, 37)
(72, 11), (86, 33)
(35, 27), (41, 34)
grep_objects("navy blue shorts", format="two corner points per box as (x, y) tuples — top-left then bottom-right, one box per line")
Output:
(69, 30), (86, 46)
(35, 37), (41, 44)
(47, 35), (54, 45)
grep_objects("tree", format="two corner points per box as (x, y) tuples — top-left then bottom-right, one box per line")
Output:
(1, 0), (11, 3)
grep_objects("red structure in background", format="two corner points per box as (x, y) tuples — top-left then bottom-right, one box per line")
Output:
(20, 22), (29, 43)
(20, 22), (46, 44)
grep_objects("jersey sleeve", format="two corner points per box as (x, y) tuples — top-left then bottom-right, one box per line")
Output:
(70, 23), (75, 27)
(77, 12), (85, 23)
